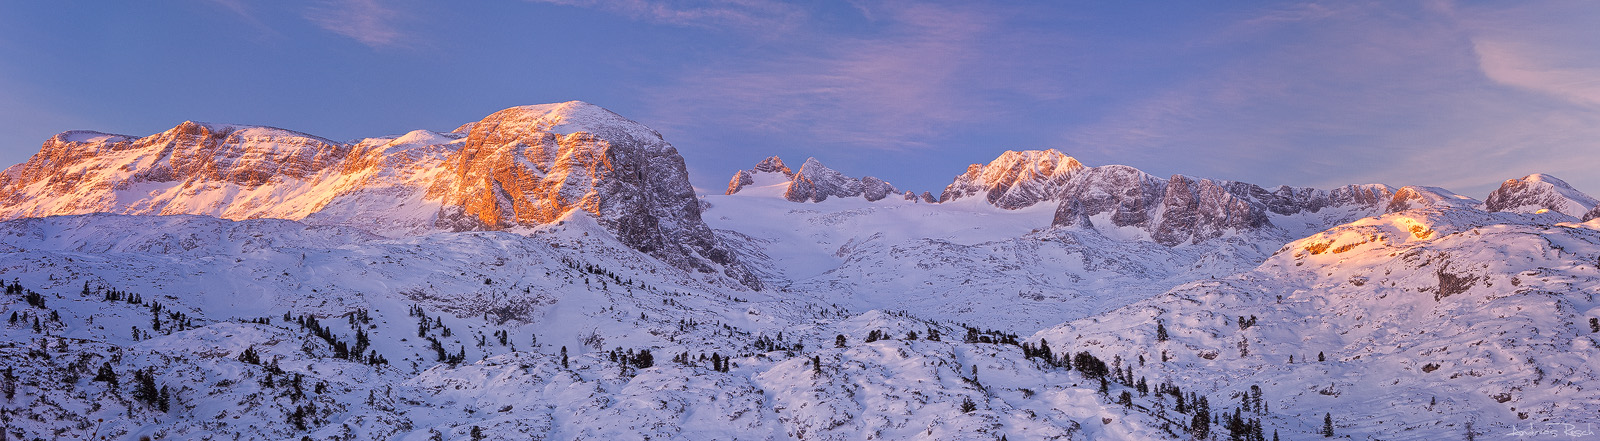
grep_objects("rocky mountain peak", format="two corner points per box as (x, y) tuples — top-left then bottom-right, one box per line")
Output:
(423, 103), (759, 288)
(0, 102), (762, 289)
(1483, 173), (1597, 219)
(939, 149), (1085, 209)
(785, 158), (865, 203)
(752, 156), (793, 177)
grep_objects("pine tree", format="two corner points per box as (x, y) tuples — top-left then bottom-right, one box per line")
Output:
(561, 346), (569, 369)
(1156, 320), (1169, 342)
(158, 386), (171, 412)
(238, 345), (261, 365)
(836, 334), (847, 348)
(2, 366), (14, 399)
(94, 362), (118, 388)
(1318, 351), (1326, 362)
(132, 369), (159, 408)
(1322, 412), (1334, 437)
(960, 396), (977, 413)
(290, 405), (307, 431)
(1190, 395), (1211, 439)
(1227, 407), (1248, 441)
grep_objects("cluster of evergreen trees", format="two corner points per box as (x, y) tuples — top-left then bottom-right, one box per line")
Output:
(282, 312), (385, 365)
(608, 347), (654, 370)
(148, 301), (195, 334)
(90, 281), (199, 335)
(7, 309), (59, 334)
(5, 280), (61, 335)
(129, 368), (171, 412)
(89, 362), (172, 413)
(410, 305), (467, 364)
(668, 351), (732, 372)
(752, 332), (801, 352)
(236, 345), (333, 431)
(962, 326), (1018, 345)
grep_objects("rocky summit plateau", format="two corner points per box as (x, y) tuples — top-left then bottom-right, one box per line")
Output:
(1, 102), (1597, 441)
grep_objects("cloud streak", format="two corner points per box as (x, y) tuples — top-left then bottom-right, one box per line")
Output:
(305, 0), (408, 49)
(528, 0), (805, 32)
(1461, 0), (1600, 109)
(645, 2), (1069, 151)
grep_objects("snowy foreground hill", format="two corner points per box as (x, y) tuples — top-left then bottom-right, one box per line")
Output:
(0, 102), (1597, 440)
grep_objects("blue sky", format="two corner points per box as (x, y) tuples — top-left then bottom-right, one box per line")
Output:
(2, 1), (1598, 198)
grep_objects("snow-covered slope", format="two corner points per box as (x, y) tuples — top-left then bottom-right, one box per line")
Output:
(703, 193), (1274, 332)
(0, 213), (1178, 441)
(1032, 204), (1600, 440)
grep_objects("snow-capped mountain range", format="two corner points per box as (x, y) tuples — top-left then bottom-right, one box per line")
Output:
(1, 101), (1596, 441)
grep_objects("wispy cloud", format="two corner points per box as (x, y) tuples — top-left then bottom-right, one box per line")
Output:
(1460, 1), (1600, 109)
(305, 0), (408, 49)
(528, 0), (806, 32)
(201, 0), (279, 38)
(645, 2), (1064, 150)
(1473, 40), (1600, 108)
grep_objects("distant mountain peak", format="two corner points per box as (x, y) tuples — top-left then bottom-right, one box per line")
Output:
(786, 157), (865, 203)
(724, 156), (896, 202)
(939, 149), (1085, 209)
(1484, 173), (1597, 219)
(752, 156), (793, 177)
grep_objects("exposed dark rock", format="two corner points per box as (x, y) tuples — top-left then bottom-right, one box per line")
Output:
(860, 176), (896, 202)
